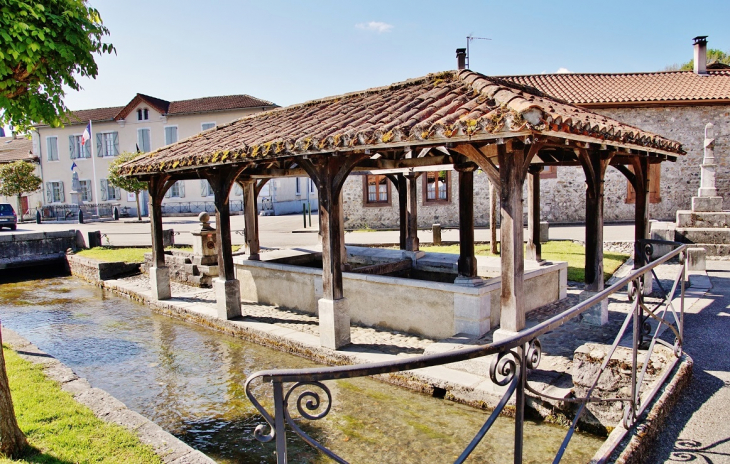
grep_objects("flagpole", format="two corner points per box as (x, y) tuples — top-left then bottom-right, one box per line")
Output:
(89, 120), (100, 217)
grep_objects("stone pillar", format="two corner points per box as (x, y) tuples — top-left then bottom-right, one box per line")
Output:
(693, 122), (723, 212)
(149, 175), (171, 300)
(242, 180), (260, 260)
(526, 166), (542, 262)
(191, 212), (218, 268)
(495, 145), (526, 338)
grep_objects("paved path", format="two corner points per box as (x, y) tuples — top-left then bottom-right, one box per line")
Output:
(649, 260), (730, 464)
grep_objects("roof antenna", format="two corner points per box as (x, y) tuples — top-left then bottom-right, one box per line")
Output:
(466, 35), (491, 70)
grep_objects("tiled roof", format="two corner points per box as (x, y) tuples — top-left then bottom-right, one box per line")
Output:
(55, 94), (277, 126)
(168, 95), (276, 115)
(501, 71), (730, 105)
(121, 70), (683, 176)
(0, 137), (35, 163)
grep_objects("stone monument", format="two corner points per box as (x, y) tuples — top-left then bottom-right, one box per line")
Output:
(692, 123), (722, 212)
(69, 171), (84, 205)
(191, 212), (218, 268)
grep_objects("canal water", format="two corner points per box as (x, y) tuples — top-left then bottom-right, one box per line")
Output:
(0, 274), (603, 463)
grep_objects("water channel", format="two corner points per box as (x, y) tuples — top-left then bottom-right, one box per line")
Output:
(0, 272), (604, 463)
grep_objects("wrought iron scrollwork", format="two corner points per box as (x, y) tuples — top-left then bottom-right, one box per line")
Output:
(526, 339), (542, 370)
(490, 350), (518, 386)
(284, 381), (332, 421)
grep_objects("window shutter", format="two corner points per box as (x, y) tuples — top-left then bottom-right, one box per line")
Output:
(179, 181), (185, 198)
(115, 187), (121, 200)
(96, 133), (103, 157)
(101, 179), (108, 201)
(69, 136), (76, 159)
(649, 164), (661, 204)
(233, 183), (242, 196)
(59, 182), (65, 203)
(112, 132), (119, 156)
(45, 183), (52, 203)
(84, 139), (90, 158)
(200, 180), (207, 196)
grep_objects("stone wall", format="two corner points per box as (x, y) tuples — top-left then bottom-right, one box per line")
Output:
(67, 254), (140, 282)
(342, 104), (730, 228)
(141, 250), (218, 287)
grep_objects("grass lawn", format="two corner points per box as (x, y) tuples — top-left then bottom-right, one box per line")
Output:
(76, 245), (241, 263)
(0, 346), (161, 463)
(418, 241), (629, 282)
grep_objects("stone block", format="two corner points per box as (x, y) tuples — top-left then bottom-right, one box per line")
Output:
(453, 293), (490, 336)
(318, 297), (351, 349)
(214, 278), (241, 319)
(579, 290), (608, 326)
(150, 266), (171, 300)
(649, 221), (676, 258)
(686, 247), (706, 272)
(192, 230), (217, 257)
(676, 210), (730, 228)
(162, 229), (175, 247)
(539, 221), (549, 243)
(692, 196), (723, 212)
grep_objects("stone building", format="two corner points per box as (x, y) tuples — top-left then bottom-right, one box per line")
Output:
(343, 38), (730, 228)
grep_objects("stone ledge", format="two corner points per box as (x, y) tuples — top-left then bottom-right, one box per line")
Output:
(67, 254), (140, 281)
(1, 328), (215, 464)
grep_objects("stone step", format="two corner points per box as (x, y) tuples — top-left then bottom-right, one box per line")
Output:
(676, 227), (730, 245)
(681, 243), (730, 256)
(676, 210), (730, 228)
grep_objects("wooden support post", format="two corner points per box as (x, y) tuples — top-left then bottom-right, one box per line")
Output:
(526, 166), (542, 262)
(490, 180), (498, 255)
(388, 174), (408, 250)
(148, 175), (172, 300)
(405, 171), (420, 252)
(497, 145), (526, 334)
(633, 156), (652, 295)
(206, 167), (245, 319)
(456, 164), (477, 279)
(242, 179), (260, 260)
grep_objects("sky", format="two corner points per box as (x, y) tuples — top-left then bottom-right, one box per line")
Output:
(32, 0), (730, 114)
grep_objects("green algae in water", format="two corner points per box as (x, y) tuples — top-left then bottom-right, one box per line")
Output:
(0, 276), (605, 463)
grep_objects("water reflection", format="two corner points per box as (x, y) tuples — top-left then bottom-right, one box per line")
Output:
(0, 276), (603, 463)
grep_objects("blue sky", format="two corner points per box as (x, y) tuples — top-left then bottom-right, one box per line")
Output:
(58, 0), (730, 111)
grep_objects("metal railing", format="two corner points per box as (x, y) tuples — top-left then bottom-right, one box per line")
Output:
(244, 240), (688, 463)
(161, 201), (244, 215)
(41, 203), (117, 220)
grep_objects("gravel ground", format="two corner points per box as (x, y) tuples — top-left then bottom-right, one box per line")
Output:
(647, 260), (730, 463)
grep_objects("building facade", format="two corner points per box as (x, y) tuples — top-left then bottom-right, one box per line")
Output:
(0, 135), (44, 219)
(31, 93), (317, 218)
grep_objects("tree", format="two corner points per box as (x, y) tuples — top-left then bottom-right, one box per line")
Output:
(0, 328), (26, 458)
(108, 152), (147, 221)
(0, 160), (42, 223)
(0, 0), (115, 132)
(665, 48), (730, 71)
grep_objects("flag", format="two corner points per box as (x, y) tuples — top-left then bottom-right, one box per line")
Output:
(70, 162), (77, 171)
(81, 121), (91, 146)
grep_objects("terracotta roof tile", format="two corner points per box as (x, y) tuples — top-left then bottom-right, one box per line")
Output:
(0, 137), (35, 163)
(501, 71), (730, 105)
(168, 95), (276, 115)
(65, 106), (124, 125)
(121, 70), (683, 176)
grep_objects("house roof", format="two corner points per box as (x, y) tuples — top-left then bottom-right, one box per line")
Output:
(0, 137), (36, 164)
(52, 93), (277, 127)
(120, 69), (684, 176)
(500, 71), (730, 106)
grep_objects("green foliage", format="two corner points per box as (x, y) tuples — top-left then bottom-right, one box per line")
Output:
(0, 160), (41, 198)
(0, 0), (115, 131)
(108, 152), (147, 194)
(0, 345), (161, 463)
(665, 48), (730, 71)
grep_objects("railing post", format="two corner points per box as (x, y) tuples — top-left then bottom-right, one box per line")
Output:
(514, 345), (525, 464)
(273, 380), (288, 464)
(630, 280), (640, 425)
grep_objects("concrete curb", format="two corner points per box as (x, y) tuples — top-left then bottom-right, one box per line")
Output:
(589, 354), (694, 464)
(1, 328), (214, 464)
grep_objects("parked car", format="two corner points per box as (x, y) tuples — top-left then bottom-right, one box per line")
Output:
(0, 203), (17, 230)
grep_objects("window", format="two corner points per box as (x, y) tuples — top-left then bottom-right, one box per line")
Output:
(200, 180), (214, 197)
(137, 128), (151, 153)
(164, 126), (178, 145)
(295, 178), (301, 195)
(540, 165), (557, 179)
(46, 137), (58, 161)
(137, 108), (149, 121)
(364, 175), (390, 206)
(309, 178), (315, 193)
(79, 180), (92, 202)
(100, 179), (120, 201)
(233, 182), (243, 196)
(45, 181), (64, 203)
(424, 171), (449, 203)
(96, 132), (119, 157)
(201, 123), (216, 131)
(166, 181), (185, 198)
(626, 164), (661, 204)
(69, 135), (90, 159)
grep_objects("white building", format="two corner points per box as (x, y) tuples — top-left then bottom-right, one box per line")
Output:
(32, 93), (317, 218)
(0, 135), (44, 219)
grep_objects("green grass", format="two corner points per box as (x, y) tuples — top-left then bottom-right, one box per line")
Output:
(76, 245), (241, 263)
(417, 241), (629, 282)
(0, 346), (161, 463)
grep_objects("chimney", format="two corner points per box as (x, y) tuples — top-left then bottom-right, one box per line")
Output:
(693, 36), (708, 75)
(456, 48), (466, 70)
